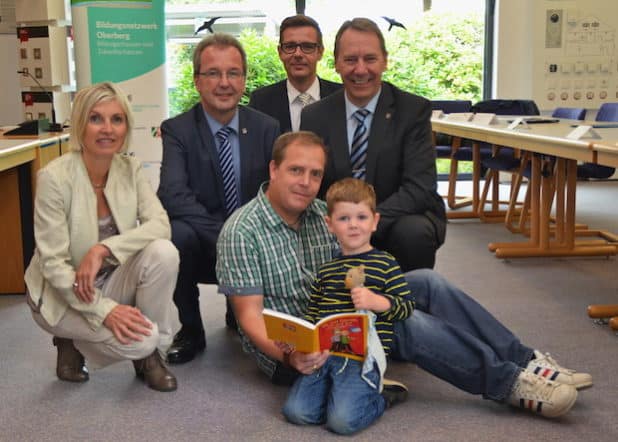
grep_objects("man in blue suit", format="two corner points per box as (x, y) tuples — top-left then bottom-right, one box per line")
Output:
(301, 18), (446, 271)
(158, 34), (280, 364)
(249, 15), (341, 132)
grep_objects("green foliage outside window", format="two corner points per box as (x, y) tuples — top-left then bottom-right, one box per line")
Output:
(167, 12), (482, 173)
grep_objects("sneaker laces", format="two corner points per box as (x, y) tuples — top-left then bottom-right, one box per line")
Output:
(514, 371), (558, 403)
(534, 351), (575, 375)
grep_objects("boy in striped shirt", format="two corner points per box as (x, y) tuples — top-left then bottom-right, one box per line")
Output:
(282, 178), (412, 435)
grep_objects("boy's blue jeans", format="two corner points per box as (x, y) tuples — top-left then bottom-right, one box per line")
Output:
(282, 356), (386, 435)
(393, 269), (534, 401)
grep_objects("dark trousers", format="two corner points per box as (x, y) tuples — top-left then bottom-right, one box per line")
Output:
(374, 212), (446, 271)
(170, 219), (217, 334)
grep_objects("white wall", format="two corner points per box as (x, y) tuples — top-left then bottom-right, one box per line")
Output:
(494, 0), (617, 118)
(493, 0), (535, 100)
(0, 34), (22, 125)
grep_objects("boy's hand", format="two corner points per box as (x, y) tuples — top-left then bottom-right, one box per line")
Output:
(351, 287), (390, 312)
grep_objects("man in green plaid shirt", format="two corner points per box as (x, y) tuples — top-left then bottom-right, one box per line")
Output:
(215, 131), (588, 418)
(217, 131), (333, 382)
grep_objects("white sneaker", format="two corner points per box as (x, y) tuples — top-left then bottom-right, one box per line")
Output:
(507, 370), (577, 418)
(527, 350), (593, 390)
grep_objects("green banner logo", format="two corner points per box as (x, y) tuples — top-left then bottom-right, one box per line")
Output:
(80, 0), (163, 82)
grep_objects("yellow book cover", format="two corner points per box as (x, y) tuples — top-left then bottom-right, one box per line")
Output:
(263, 308), (368, 361)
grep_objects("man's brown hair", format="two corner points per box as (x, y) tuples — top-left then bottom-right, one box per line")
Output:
(271, 131), (328, 166)
(193, 33), (247, 75)
(334, 17), (387, 59)
(279, 14), (324, 47)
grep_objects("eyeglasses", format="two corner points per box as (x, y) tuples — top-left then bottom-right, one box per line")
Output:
(196, 69), (245, 81)
(279, 42), (320, 54)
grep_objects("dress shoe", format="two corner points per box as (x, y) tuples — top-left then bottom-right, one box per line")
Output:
(166, 328), (206, 364)
(133, 351), (177, 392)
(225, 308), (238, 331)
(52, 336), (89, 383)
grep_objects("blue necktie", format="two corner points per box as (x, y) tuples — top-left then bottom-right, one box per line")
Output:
(350, 109), (370, 180)
(216, 126), (238, 215)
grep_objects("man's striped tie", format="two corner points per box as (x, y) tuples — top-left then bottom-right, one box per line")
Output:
(216, 126), (238, 216)
(350, 109), (370, 179)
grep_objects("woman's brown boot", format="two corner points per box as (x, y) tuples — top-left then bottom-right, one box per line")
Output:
(133, 351), (177, 392)
(52, 337), (89, 382)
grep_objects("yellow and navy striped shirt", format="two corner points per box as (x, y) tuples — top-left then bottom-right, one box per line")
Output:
(305, 249), (414, 355)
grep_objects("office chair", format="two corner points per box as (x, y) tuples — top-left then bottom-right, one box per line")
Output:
(501, 107), (587, 233)
(552, 107), (586, 120)
(431, 99), (472, 159)
(577, 102), (618, 179)
(430, 100), (473, 210)
(467, 99), (540, 221)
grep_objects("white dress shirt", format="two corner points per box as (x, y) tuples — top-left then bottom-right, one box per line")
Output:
(287, 78), (320, 131)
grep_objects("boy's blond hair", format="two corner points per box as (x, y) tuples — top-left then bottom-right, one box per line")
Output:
(325, 178), (376, 215)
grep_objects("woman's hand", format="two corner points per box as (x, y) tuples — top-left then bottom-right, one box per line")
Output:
(73, 244), (111, 303)
(288, 349), (329, 375)
(103, 305), (153, 345)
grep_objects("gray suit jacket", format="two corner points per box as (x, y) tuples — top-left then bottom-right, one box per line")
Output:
(300, 82), (446, 243)
(248, 77), (342, 133)
(158, 104), (280, 248)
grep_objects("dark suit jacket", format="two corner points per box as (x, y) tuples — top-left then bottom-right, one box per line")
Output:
(158, 103), (280, 248)
(300, 82), (446, 244)
(248, 77), (342, 133)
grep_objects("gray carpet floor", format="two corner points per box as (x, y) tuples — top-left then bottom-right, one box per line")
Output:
(1, 180), (617, 441)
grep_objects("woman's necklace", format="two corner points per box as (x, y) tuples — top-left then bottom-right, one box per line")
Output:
(89, 174), (108, 189)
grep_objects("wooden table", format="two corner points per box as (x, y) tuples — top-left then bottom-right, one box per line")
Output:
(0, 132), (68, 294)
(431, 117), (617, 259)
(592, 140), (618, 168)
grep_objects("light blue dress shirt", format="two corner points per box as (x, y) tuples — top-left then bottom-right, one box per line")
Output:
(344, 89), (381, 153)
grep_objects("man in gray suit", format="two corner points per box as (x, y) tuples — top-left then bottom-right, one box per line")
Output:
(158, 34), (279, 364)
(249, 14), (341, 132)
(301, 18), (446, 271)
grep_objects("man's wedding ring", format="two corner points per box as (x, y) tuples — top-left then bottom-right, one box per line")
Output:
(312, 364), (318, 371)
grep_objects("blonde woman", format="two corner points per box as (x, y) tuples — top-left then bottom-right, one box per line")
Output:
(25, 82), (179, 391)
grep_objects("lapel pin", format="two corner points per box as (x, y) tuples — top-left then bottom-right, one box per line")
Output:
(385, 113), (392, 120)
(242, 128), (248, 134)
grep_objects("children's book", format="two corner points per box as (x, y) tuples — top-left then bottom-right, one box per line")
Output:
(263, 308), (368, 361)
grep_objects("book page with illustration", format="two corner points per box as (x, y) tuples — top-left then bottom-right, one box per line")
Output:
(263, 308), (368, 361)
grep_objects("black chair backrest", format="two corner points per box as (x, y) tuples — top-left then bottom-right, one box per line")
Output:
(471, 99), (539, 116)
(431, 100), (472, 113)
(552, 107), (586, 120)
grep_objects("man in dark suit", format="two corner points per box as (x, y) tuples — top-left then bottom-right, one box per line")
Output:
(301, 18), (446, 271)
(158, 34), (280, 364)
(249, 14), (341, 132)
